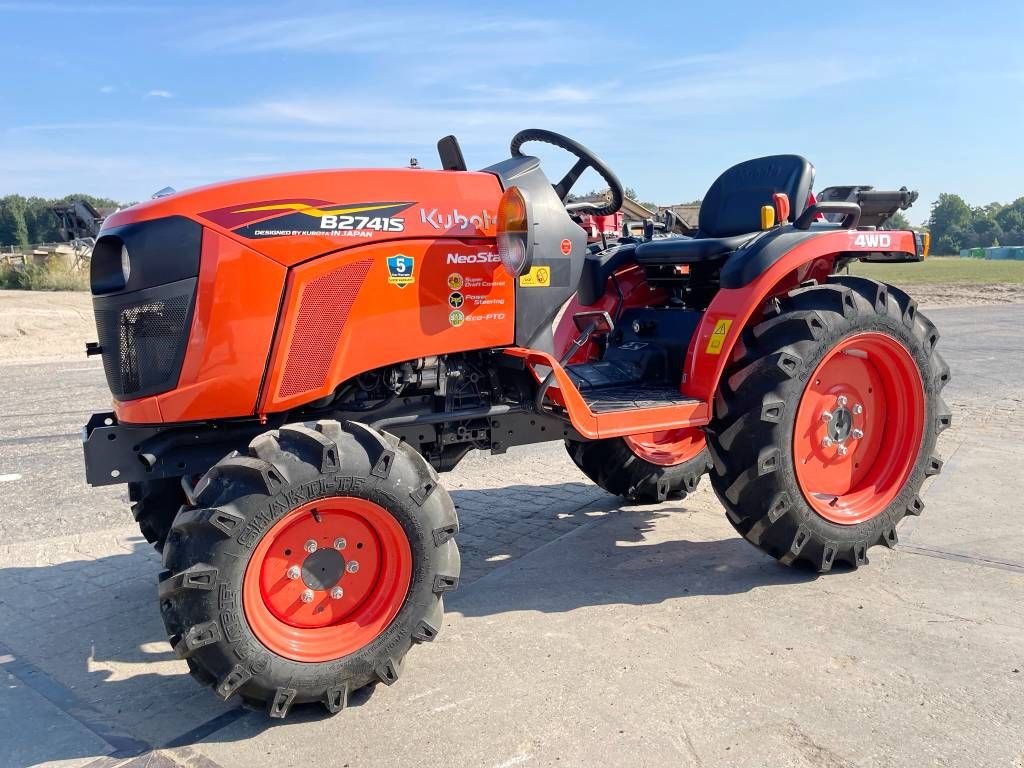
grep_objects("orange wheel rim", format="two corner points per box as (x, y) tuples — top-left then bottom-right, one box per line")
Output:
(242, 497), (412, 662)
(624, 428), (706, 467)
(793, 333), (925, 525)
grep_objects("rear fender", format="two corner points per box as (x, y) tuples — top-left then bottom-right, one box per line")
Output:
(682, 228), (917, 403)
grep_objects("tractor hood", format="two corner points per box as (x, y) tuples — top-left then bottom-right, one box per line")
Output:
(102, 168), (504, 267)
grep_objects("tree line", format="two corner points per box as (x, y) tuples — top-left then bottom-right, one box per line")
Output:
(926, 194), (1024, 254)
(0, 194), (126, 247)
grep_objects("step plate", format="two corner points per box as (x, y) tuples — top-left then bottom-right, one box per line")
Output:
(581, 385), (700, 414)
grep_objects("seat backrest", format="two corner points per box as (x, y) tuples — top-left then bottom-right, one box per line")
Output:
(698, 155), (815, 238)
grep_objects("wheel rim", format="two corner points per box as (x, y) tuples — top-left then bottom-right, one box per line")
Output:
(793, 332), (925, 525)
(243, 497), (412, 662)
(624, 428), (705, 467)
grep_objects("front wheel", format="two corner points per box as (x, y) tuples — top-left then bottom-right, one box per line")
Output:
(708, 276), (951, 571)
(158, 420), (460, 718)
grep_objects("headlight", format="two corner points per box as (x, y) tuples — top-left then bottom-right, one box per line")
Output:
(496, 186), (533, 277)
(120, 244), (132, 283)
(90, 235), (131, 294)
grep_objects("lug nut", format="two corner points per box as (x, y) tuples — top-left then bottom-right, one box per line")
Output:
(346, 561), (360, 574)
(821, 437), (834, 448)
(837, 395), (849, 407)
(852, 403), (863, 415)
(286, 565), (301, 580)
(851, 428), (864, 440)
(334, 537), (347, 550)
(300, 589), (314, 604)
(330, 586), (344, 600)
(837, 444), (849, 456)
(821, 411), (833, 422)
(304, 539), (318, 553)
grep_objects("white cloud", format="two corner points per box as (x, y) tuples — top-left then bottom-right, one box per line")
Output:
(145, 89), (173, 99)
(205, 98), (599, 148)
(99, 85), (116, 94)
(460, 84), (598, 105)
(187, 13), (561, 56)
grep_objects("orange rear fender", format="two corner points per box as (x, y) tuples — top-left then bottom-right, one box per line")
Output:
(683, 229), (917, 403)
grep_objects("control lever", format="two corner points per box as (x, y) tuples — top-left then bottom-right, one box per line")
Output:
(535, 311), (615, 413)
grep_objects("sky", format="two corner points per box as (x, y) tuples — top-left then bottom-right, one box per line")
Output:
(1, 1), (1022, 223)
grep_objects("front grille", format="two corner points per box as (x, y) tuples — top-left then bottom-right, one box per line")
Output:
(94, 278), (197, 399)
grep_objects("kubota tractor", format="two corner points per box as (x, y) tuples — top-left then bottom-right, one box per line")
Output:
(81, 129), (948, 717)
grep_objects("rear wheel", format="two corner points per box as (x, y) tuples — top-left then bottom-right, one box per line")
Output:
(567, 428), (710, 503)
(159, 420), (460, 718)
(708, 276), (951, 571)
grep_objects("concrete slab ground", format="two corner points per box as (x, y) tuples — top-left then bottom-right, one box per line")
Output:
(0, 304), (1022, 767)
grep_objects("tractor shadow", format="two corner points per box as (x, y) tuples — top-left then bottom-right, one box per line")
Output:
(449, 496), (819, 618)
(0, 480), (819, 758)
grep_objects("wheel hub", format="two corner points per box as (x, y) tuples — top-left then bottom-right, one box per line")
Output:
(820, 395), (864, 455)
(300, 547), (346, 591)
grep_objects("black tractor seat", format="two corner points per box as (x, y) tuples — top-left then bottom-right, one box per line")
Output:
(634, 233), (758, 265)
(576, 154), (816, 301)
(635, 154), (815, 269)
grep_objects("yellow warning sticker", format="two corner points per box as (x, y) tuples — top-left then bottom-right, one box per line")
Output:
(705, 318), (733, 355)
(519, 265), (551, 288)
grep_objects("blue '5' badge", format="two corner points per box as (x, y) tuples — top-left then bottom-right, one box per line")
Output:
(387, 254), (415, 288)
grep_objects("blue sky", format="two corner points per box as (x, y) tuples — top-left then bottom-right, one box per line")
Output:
(1, 1), (1021, 223)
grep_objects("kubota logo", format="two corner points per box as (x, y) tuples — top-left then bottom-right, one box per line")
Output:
(421, 208), (496, 231)
(446, 252), (501, 265)
(853, 233), (892, 249)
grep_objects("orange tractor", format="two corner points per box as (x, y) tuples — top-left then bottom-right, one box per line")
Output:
(82, 129), (947, 717)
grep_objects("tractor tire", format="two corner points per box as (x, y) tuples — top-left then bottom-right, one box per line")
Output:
(158, 420), (460, 718)
(129, 478), (187, 552)
(707, 275), (951, 571)
(567, 429), (711, 503)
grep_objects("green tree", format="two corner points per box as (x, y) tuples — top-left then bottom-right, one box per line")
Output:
(968, 211), (1003, 248)
(24, 197), (61, 243)
(881, 211), (912, 230)
(934, 223), (967, 256)
(926, 193), (972, 252)
(994, 197), (1024, 246)
(0, 195), (30, 247)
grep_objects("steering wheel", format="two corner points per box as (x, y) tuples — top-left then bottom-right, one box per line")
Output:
(510, 128), (624, 217)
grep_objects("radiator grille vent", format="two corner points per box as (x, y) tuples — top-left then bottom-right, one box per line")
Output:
(278, 259), (373, 399)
